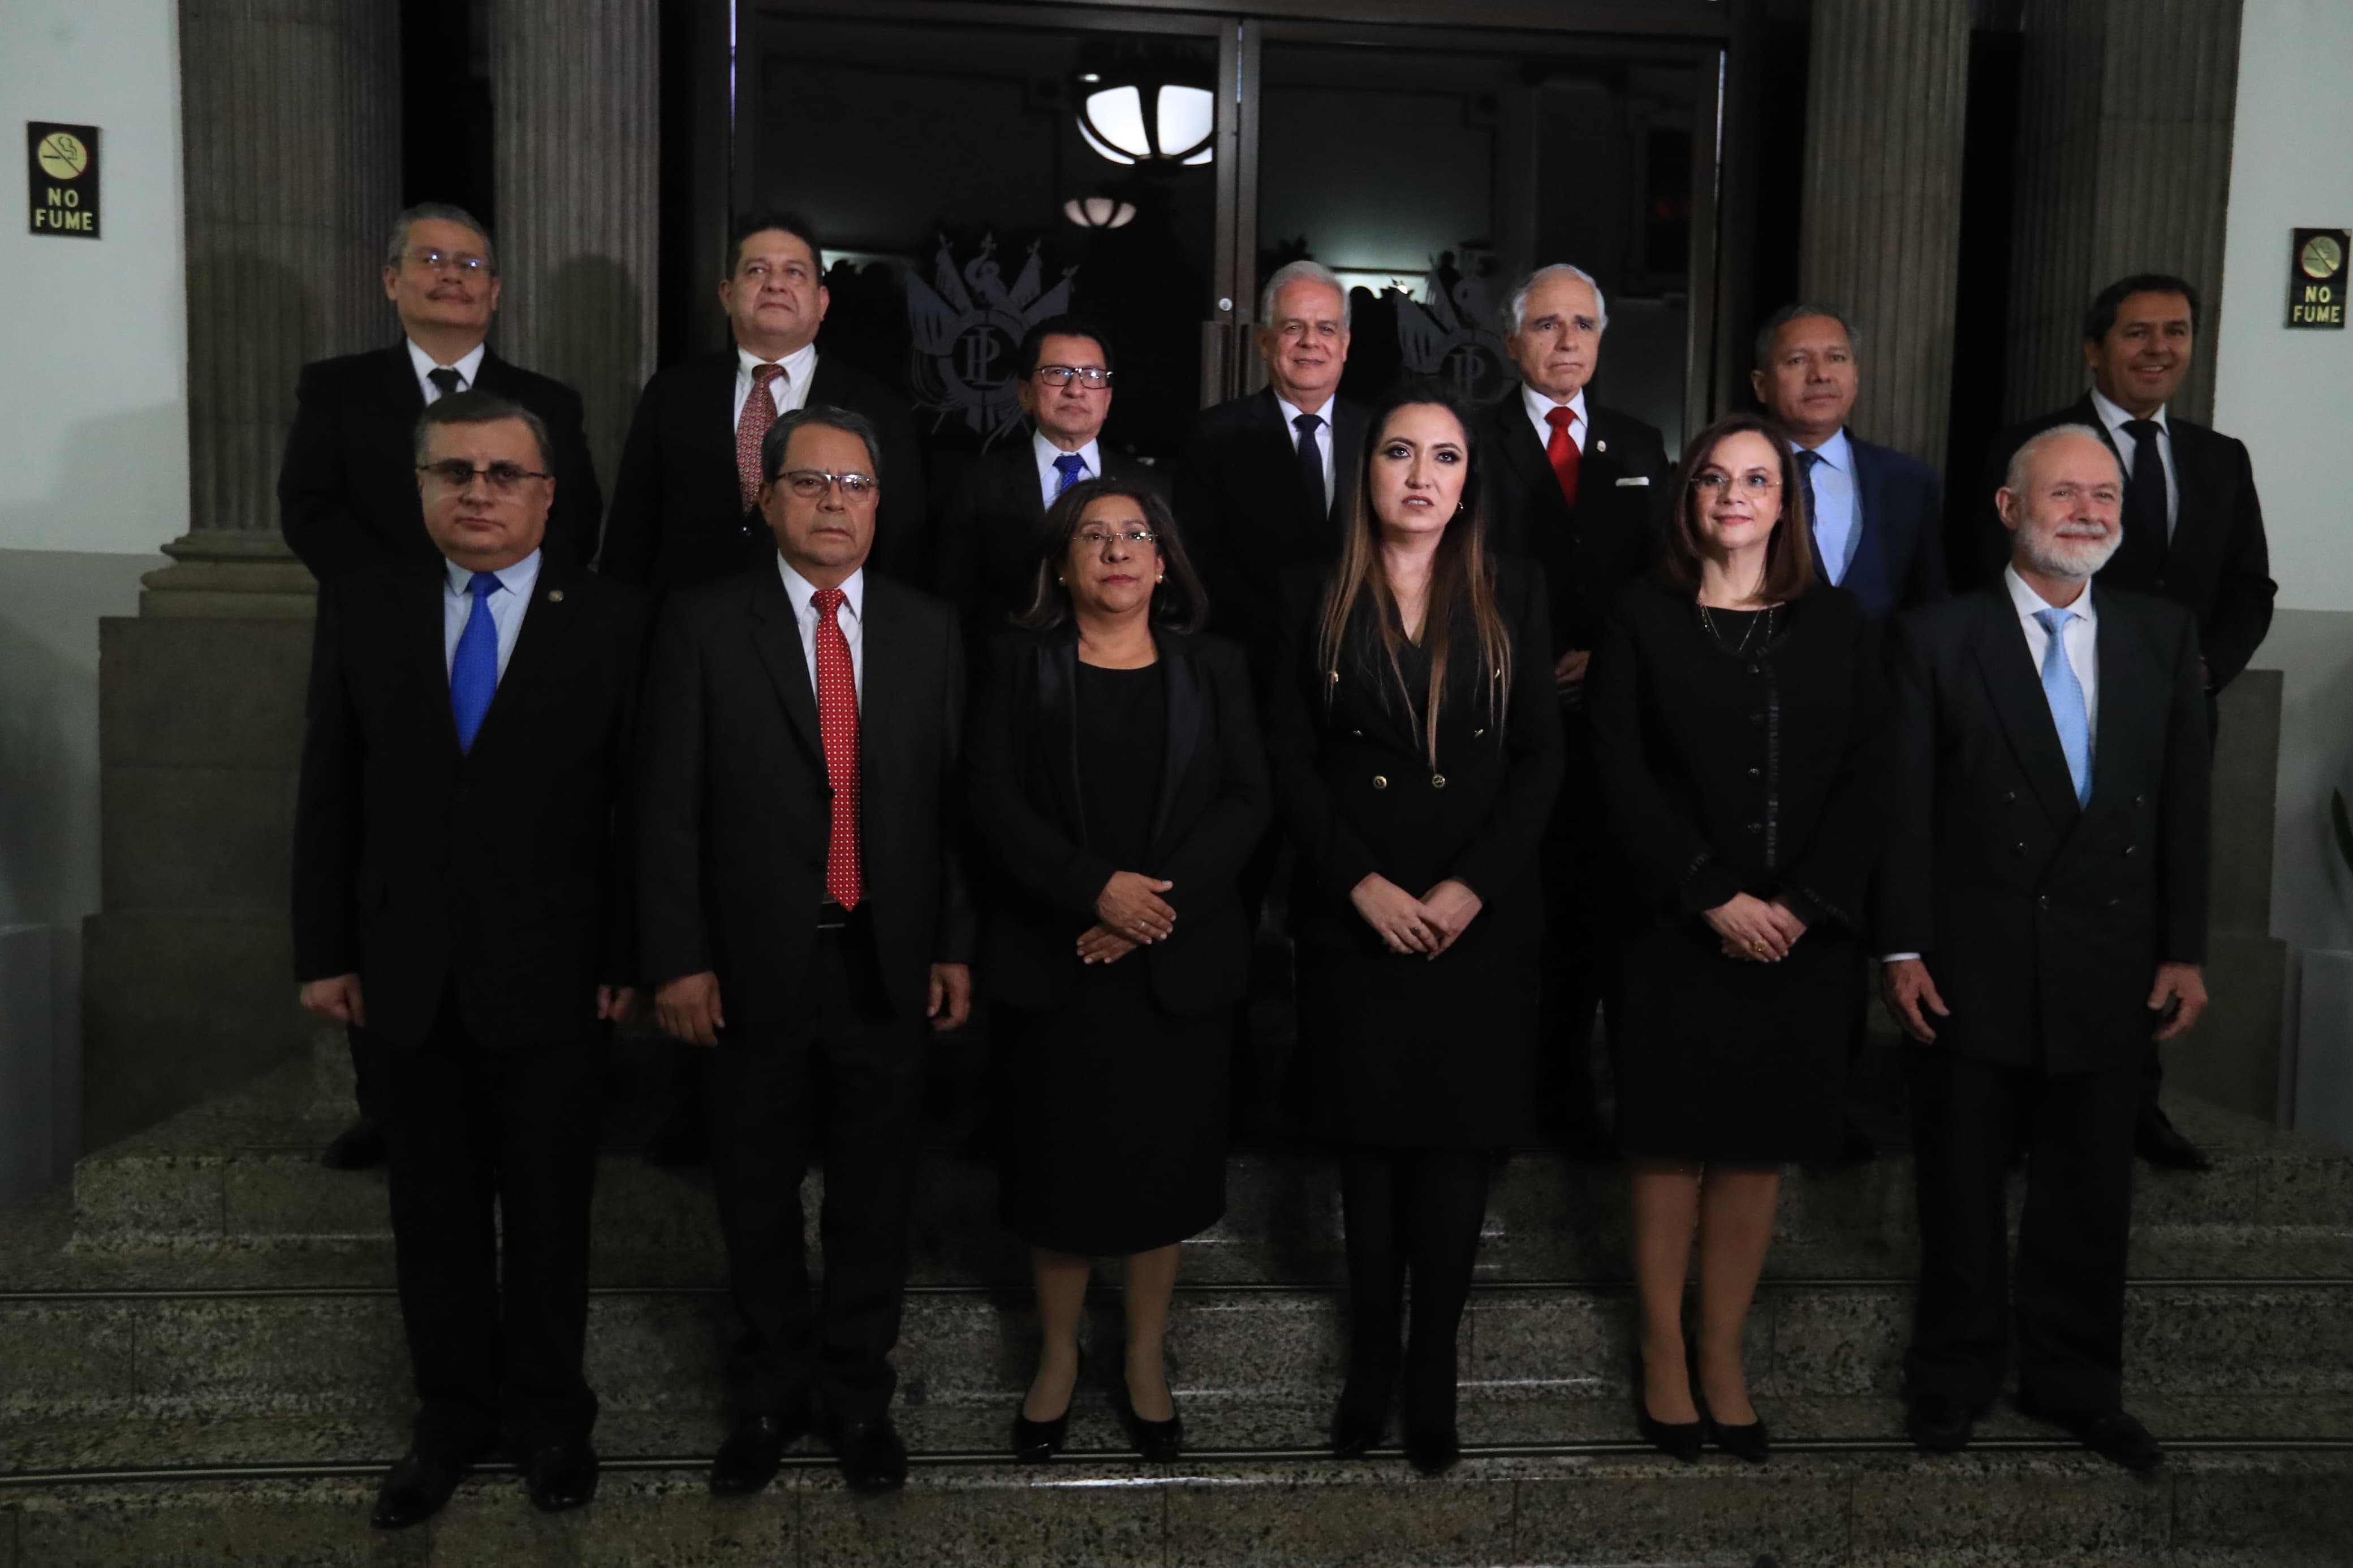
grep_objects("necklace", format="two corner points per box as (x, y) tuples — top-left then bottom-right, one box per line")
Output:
(1698, 602), (1774, 655)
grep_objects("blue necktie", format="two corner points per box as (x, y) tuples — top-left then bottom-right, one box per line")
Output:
(1052, 451), (1088, 495)
(2033, 607), (2092, 805)
(450, 571), (502, 752)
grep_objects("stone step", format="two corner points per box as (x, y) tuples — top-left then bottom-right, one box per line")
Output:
(3, 1403), (2348, 1568)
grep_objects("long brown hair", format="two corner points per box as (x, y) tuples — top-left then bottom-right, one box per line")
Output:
(1655, 411), (1817, 603)
(1012, 478), (1209, 633)
(1315, 382), (1512, 764)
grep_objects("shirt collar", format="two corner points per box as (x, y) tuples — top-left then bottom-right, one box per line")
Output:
(1520, 381), (1588, 429)
(1794, 426), (1854, 472)
(777, 554), (864, 621)
(738, 340), (819, 388)
(2004, 561), (2096, 625)
(1033, 429), (1102, 480)
(408, 338), (488, 389)
(443, 547), (542, 599)
(2088, 384), (2167, 436)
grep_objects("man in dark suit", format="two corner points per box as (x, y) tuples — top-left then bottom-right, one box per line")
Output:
(934, 313), (1169, 646)
(292, 391), (643, 1528)
(1976, 274), (2275, 1172)
(1175, 260), (1370, 672)
(636, 405), (973, 1497)
(1881, 424), (2209, 1473)
(1750, 303), (1948, 619)
(280, 202), (605, 1173)
(1479, 262), (1673, 1154)
(601, 210), (927, 595)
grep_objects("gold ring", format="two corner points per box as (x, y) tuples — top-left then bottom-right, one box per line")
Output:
(1751, 941), (1768, 954)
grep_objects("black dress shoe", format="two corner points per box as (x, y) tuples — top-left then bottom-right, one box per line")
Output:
(1402, 1422), (1460, 1476)
(1114, 1383), (1183, 1463)
(2136, 1107), (2212, 1173)
(1632, 1353), (1702, 1463)
(1704, 1415), (1770, 1463)
(1330, 1372), (1393, 1459)
(2018, 1399), (2164, 1471)
(831, 1414), (909, 1493)
(524, 1441), (599, 1513)
(321, 1117), (386, 1171)
(710, 1410), (807, 1497)
(370, 1445), (481, 1530)
(1906, 1393), (1979, 1453)
(1012, 1401), (1071, 1464)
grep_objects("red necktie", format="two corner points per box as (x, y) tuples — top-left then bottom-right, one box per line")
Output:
(1545, 404), (1581, 508)
(735, 362), (785, 513)
(811, 588), (863, 908)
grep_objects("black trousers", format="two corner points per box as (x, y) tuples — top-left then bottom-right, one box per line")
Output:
(703, 916), (926, 1425)
(355, 1005), (605, 1459)
(1339, 1150), (1490, 1424)
(2141, 690), (2224, 1121)
(1536, 725), (1618, 1130)
(1905, 1046), (2140, 1413)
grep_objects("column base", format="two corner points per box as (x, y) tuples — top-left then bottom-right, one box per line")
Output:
(139, 531), (318, 620)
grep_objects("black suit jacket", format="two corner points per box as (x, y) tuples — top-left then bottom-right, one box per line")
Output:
(1816, 434), (1948, 620)
(935, 440), (1171, 646)
(1175, 388), (1370, 667)
(601, 348), (928, 594)
(1975, 396), (2275, 688)
(1480, 392), (1673, 660)
(1876, 582), (2210, 1074)
(279, 343), (604, 581)
(966, 627), (1271, 1013)
(635, 563), (973, 1022)
(1268, 558), (1564, 956)
(291, 558), (644, 1049)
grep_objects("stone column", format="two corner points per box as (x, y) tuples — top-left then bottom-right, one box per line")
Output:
(152, 0), (403, 613)
(490, 0), (660, 503)
(2005, 0), (2243, 424)
(1796, 0), (1970, 467)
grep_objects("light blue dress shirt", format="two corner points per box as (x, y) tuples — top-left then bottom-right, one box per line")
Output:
(442, 548), (542, 683)
(1798, 427), (1859, 586)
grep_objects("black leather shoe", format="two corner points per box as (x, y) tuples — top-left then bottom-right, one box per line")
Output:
(1633, 1353), (1702, 1463)
(321, 1117), (386, 1171)
(1012, 1402), (1071, 1464)
(1906, 1393), (1979, 1453)
(2136, 1107), (2212, 1173)
(1704, 1415), (1770, 1464)
(524, 1441), (599, 1513)
(370, 1445), (480, 1530)
(831, 1414), (908, 1493)
(2018, 1399), (2164, 1471)
(1114, 1383), (1183, 1463)
(1402, 1422), (1460, 1475)
(710, 1410), (807, 1497)
(1330, 1373), (1393, 1459)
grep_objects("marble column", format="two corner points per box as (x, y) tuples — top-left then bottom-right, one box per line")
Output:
(490, 0), (660, 504)
(1796, 0), (1970, 468)
(2005, 0), (2244, 424)
(153, 0), (403, 612)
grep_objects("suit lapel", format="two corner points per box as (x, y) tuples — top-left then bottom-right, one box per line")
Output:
(1150, 630), (1201, 852)
(466, 561), (571, 759)
(1328, 399), (1368, 530)
(1843, 438), (1892, 614)
(1035, 632), (1085, 844)
(377, 342), (427, 424)
(2084, 594), (2151, 813)
(407, 567), (462, 757)
(749, 564), (825, 767)
(1968, 586), (2082, 829)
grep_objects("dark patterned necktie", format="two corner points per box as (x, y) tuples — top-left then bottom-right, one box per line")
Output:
(1293, 412), (1326, 526)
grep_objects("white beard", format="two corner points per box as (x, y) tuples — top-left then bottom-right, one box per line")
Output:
(2021, 522), (2121, 581)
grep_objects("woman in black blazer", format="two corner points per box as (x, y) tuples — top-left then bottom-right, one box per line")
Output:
(966, 478), (1272, 1465)
(1268, 382), (1562, 1474)
(1587, 412), (1885, 1465)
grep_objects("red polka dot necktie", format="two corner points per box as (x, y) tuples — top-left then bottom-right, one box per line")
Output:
(811, 587), (863, 909)
(735, 362), (785, 514)
(1545, 404), (1581, 508)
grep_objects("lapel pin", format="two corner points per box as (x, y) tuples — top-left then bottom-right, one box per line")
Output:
(547, 589), (564, 603)
(1596, 438), (1608, 453)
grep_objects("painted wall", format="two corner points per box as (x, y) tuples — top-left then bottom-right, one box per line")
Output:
(2213, 0), (2353, 1122)
(0, 0), (187, 1188)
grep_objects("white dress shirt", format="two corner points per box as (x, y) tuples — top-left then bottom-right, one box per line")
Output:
(1520, 383), (1591, 457)
(441, 548), (542, 682)
(1032, 430), (1103, 508)
(2087, 385), (2178, 534)
(732, 341), (820, 429)
(409, 339), (488, 405)
(1795, 427), (1859, 585)
(1275, 393), (1337, 506)
(777, 555), (865, 707)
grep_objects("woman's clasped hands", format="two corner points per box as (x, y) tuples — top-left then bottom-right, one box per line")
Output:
(1078, 870), (1177, 965)
(1706, 892), (1808, 963)
(1350, 874), (1483, 960)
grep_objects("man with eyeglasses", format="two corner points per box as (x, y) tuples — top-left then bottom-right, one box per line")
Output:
(292, 391), (645, 1528)
(636, 405), (972, 1499)
(936, 313), (1169, 649)
(602, 209), (927, 598)
(279, 201), (605, 1172)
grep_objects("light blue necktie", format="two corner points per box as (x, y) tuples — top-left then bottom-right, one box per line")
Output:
(450, 571), (503, 752)
(2033, 607), (2092, 805)
(1052, 451), (1088, 495)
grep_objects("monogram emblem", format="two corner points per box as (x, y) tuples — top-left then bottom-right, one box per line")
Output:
(1391, 266), (1515, 406)
(906, 235), (1076, 447)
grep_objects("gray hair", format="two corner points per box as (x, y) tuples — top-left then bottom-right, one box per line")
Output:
(412, 389), (551, 472)
(1259, 259), (1351, 330)
(1753, 302), (1858, 372)
(385, 202), (497, 273)
(1505, 263), (1609, 335)
(761, 404), (884, 488)
(2004, 422), (2122, 495)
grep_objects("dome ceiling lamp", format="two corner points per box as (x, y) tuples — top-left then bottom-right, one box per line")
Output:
(1063, 196), (1137, 230)
(1076, 79), (1215, 167)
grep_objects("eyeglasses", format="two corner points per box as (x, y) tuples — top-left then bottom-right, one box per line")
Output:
(776, 469), (880, 499)
(1076, 529), (1157, 550)
(1690, 471), (1782, 497)
(415, 460), (549, 493)
(1034, 365), (1114, 389)
(403, 247), (492, 276)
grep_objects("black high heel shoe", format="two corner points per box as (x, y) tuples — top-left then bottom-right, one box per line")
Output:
(1012, 1355), (1081, 1463)
(1399, 1349), (1460, 1476)
(1330, 1367), (1395, 1459)
(1703, 1413), (1770, 1463)
(1114, 1375), (1184, 1463)
(1632, 1349), (1703, 1463)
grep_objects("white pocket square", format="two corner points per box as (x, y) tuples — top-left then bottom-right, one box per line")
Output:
(1615, 476), (1650, 486)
